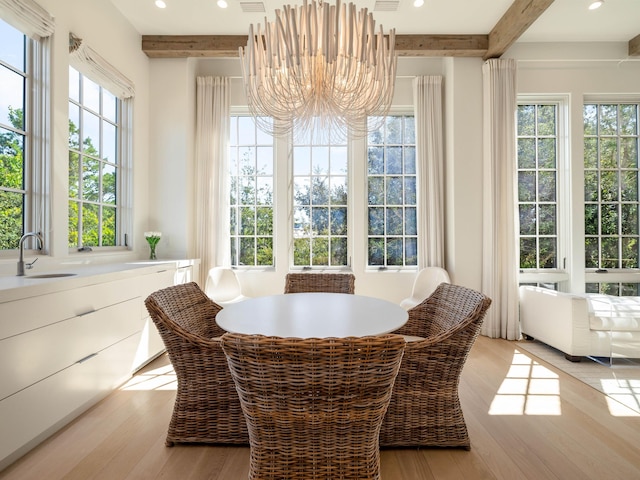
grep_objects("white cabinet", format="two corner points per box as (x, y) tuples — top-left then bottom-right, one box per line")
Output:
(132, 265), (194, 371)
(0, 260), (197, 471)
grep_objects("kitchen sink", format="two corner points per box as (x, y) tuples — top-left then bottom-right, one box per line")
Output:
(26, 273), (78, 279)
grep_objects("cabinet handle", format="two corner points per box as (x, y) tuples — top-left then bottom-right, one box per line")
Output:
(77, 309), (96, 317)
(76, 352), (98, 364)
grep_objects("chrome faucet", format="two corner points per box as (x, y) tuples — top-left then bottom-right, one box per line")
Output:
(17, 232), (43, 276)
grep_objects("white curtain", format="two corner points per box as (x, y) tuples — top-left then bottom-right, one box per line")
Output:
(195, 76), (230, 287)
(413, 76), (445, 268)
(0, 0), (54, 39)
(481, 58), (520, 340)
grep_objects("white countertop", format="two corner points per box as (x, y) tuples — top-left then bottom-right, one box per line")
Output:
(0, 259), (197, 303)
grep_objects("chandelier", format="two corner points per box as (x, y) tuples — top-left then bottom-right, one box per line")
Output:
(239, 0), (397, 141)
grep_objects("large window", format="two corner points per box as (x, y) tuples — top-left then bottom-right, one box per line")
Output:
(367, 115), (417, 267)
(292, 128), (348, 267)
(517, 104), (559, 270)
(68, 67), (120, 248)
(229, 116), (274, 266)
(584, 102), (640, 295)
(0, 19), (41, 251)
(228, 113), (420, 270)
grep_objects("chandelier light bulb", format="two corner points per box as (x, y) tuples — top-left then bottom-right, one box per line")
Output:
(239, 0), (397, 141)
(589, 1), (603, 10)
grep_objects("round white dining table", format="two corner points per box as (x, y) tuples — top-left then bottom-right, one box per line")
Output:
(216, 292), (408, 338)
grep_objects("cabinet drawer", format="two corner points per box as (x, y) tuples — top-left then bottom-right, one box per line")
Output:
(138, 268), (177, 318)
(0, 332), (141, 468)
(0, 276), (140, 340)
(0, 297), (139, 401)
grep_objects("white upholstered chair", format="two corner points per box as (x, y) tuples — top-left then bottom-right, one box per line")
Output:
(400, 267), (451, 310)
(204, 267), (249, 307)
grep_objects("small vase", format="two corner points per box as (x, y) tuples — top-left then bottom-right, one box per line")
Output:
(149, 244), (157, 260)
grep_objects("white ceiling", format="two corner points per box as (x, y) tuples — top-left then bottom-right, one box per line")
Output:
(109, 0), (640, 44)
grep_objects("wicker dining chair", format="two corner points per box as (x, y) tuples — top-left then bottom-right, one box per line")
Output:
(221, 333), (406, 480)
(379, 282), (492, 449)
(144, 282), (248, 446)
(283, 272), (355, 294)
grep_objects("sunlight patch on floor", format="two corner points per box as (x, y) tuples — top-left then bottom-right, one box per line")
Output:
(489, 351), (561, 415)
(120, 364), (177, 391)
(600, 378), (640, 417)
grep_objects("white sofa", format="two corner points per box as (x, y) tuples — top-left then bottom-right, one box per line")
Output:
(519, 285), (640, 361)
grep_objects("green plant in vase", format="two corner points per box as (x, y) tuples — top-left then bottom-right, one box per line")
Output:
(144, 231), (162, 260)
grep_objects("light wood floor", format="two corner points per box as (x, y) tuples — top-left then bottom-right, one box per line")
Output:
(2, 335), (640, 480)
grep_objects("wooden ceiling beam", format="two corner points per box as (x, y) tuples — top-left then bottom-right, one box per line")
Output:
(142, 34), (489, 58)
(629, 34), (640, 57)
(484, 0), (554, 60)
(142, 35), (247, 58)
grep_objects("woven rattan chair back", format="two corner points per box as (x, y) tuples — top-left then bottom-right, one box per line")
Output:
(380, 282), (492, 449)
(145, 282), (248, 446)
(222, 333), (406, 480)
(284, 272), (355, 294)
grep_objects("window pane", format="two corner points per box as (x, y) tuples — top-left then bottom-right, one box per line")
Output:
(622, 237), (639, 268)
(82, 157), (100, 202)
(0, 190), (23, 249)
(103, 89), (117, 122)
(368, 238), (384, 265)
(0, 20), (24, 70)
(83, 110), (100, 156)
(0, 68), (24, 127)
(82, 203), (99, 246)
(103, 121), (117, 163)
(69, 151), (80, 199)
(518, 138), (536, 169)
(518, 105), (535, 135)
(102, 163), (116, 204)
(68, 201), (79, 248)
(82, 76), (100, 113)
(69, 67), (80, 102)
(102, 206), (116, 246)
(519, 204), (536, 236)
(368, 207), (384, 235)
(330, 207), (347, 235)
(621, 204), (638, 235)
(0, 127), (24, 189)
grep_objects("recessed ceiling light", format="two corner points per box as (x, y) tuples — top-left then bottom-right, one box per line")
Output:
(413, 0), (424, 6)
(589, 0), (603, 10)
(155, 0), (167, 8)
(217, 0), (228, 7)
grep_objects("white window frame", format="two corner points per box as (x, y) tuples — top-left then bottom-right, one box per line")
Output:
(68, 46), (133, 253)
(0, 16), (49, 256)
(225, 108), (422, 273)
(516, 95), (570, 290)
(228, 114), (275, 267)
(583, 95), (640, 295)
(365, 113), (418, 269)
